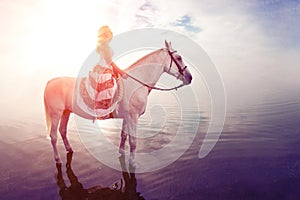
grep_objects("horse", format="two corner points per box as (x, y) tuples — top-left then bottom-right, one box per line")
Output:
(44, 41), (192, 166)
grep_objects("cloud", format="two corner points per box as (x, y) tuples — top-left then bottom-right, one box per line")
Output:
(136, 0), (157, 27)
(125, 0), (300, 53)
(124, 0), (271, 64)
(173, 15), (201, 33)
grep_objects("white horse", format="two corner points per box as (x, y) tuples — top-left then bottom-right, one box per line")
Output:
(44, 41), (192, 166)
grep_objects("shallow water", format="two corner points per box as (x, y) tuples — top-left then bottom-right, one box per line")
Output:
(1, 90), (300, 200)
(0, 72), (300, 200)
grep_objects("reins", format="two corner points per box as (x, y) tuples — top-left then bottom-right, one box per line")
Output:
(111, 50), (186, 92)
(124, 72), (185, 91)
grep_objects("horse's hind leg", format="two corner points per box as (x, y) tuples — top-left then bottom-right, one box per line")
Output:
(50, 112), (63, 163)
(59, 110), (73, 153)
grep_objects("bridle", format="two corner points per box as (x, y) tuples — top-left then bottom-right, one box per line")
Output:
(167, 50), (187, 77)
(118, 49), (187, 91)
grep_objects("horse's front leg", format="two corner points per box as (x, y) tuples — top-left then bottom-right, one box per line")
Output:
(119, 119), (128, 155)
(128, 114), (138, 167)
(128, 119), (138, 167)
(120, 114), (138, 167)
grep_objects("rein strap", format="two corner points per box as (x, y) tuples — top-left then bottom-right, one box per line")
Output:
(124, 73), (184, 91)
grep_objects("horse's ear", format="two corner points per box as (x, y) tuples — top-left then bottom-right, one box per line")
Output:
(165, 40), (170, 50)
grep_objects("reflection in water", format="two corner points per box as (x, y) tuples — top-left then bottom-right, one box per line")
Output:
(56, 152), (145, 200)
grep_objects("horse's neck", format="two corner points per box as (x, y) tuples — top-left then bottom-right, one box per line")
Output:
(125, 49), (167, 86)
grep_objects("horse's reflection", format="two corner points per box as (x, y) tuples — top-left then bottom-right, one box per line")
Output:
(56, 152), (145, 200)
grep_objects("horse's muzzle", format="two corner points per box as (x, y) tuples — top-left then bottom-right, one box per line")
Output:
(184, 71), (192, 85)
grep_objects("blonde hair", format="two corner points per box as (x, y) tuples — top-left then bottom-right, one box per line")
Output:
(96, 25), (113, 53)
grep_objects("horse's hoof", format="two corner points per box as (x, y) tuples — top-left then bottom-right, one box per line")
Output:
(67, 149), (73, 153)
(119, 148), (125, 156)
(129, 157), (137, 169)
(55, 158), (62, 164)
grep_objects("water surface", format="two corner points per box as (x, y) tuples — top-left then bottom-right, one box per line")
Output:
(1, 89), (300, 199)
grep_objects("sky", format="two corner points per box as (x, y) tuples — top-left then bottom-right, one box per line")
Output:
(0, 0), (299, 121)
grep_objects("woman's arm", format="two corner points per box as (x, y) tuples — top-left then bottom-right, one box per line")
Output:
(111, 62), (125, 76)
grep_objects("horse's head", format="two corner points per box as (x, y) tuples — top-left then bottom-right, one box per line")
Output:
(164, 41), (192, 85)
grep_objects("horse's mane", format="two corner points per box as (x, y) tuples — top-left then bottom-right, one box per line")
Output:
(124, 48), (164, 71)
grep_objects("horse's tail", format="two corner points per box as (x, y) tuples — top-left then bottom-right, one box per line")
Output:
(44, 94), (51, 140)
